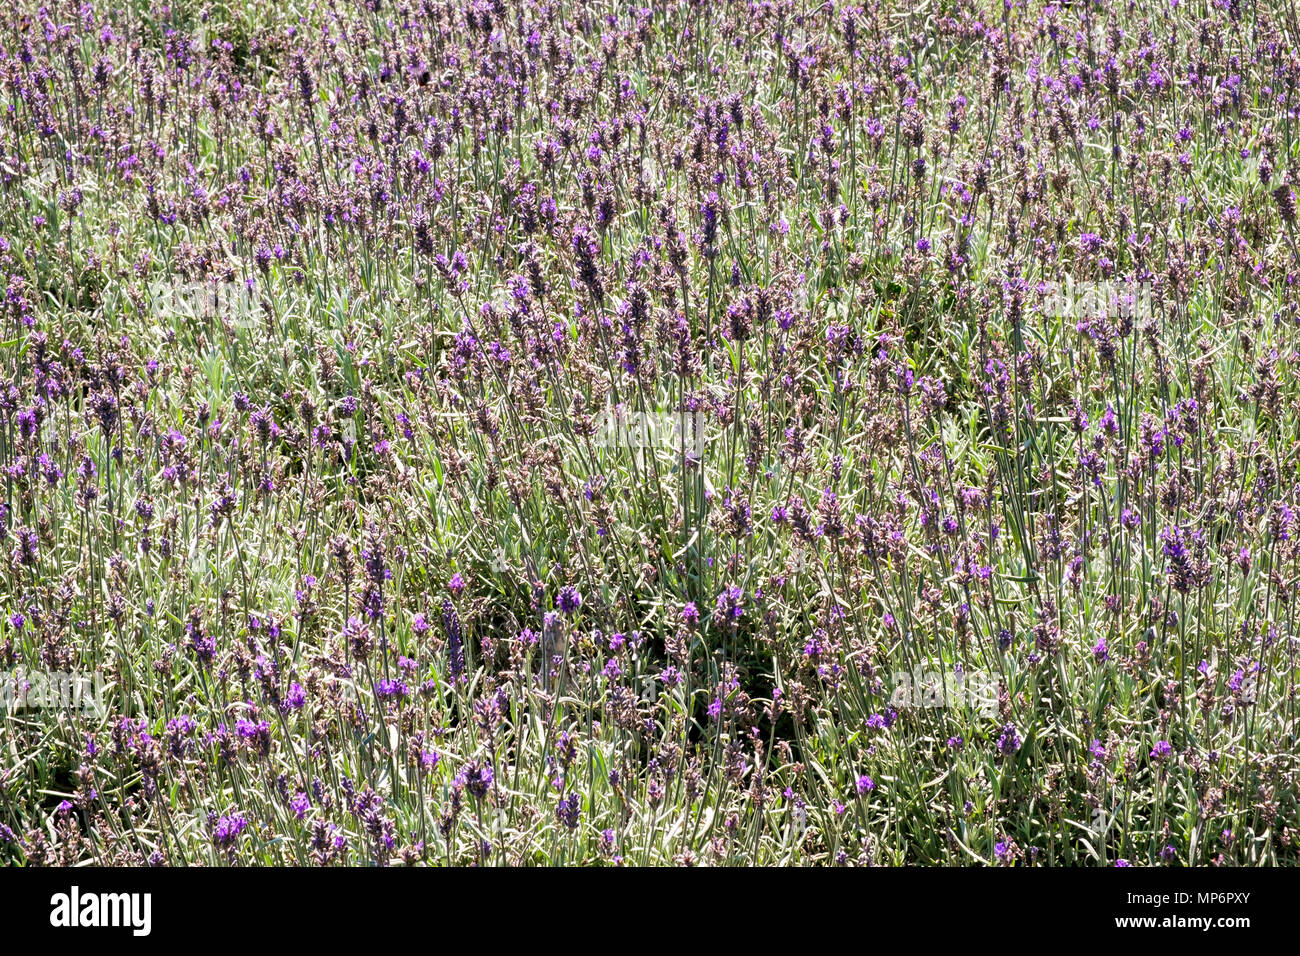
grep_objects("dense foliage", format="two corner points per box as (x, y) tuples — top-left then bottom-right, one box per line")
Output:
(1, 0), (1299, 866)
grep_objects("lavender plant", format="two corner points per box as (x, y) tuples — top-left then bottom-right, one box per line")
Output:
(0, 0), (1298, 867)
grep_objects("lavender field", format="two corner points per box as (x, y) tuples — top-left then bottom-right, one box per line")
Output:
(0, 0), (1298, 867)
